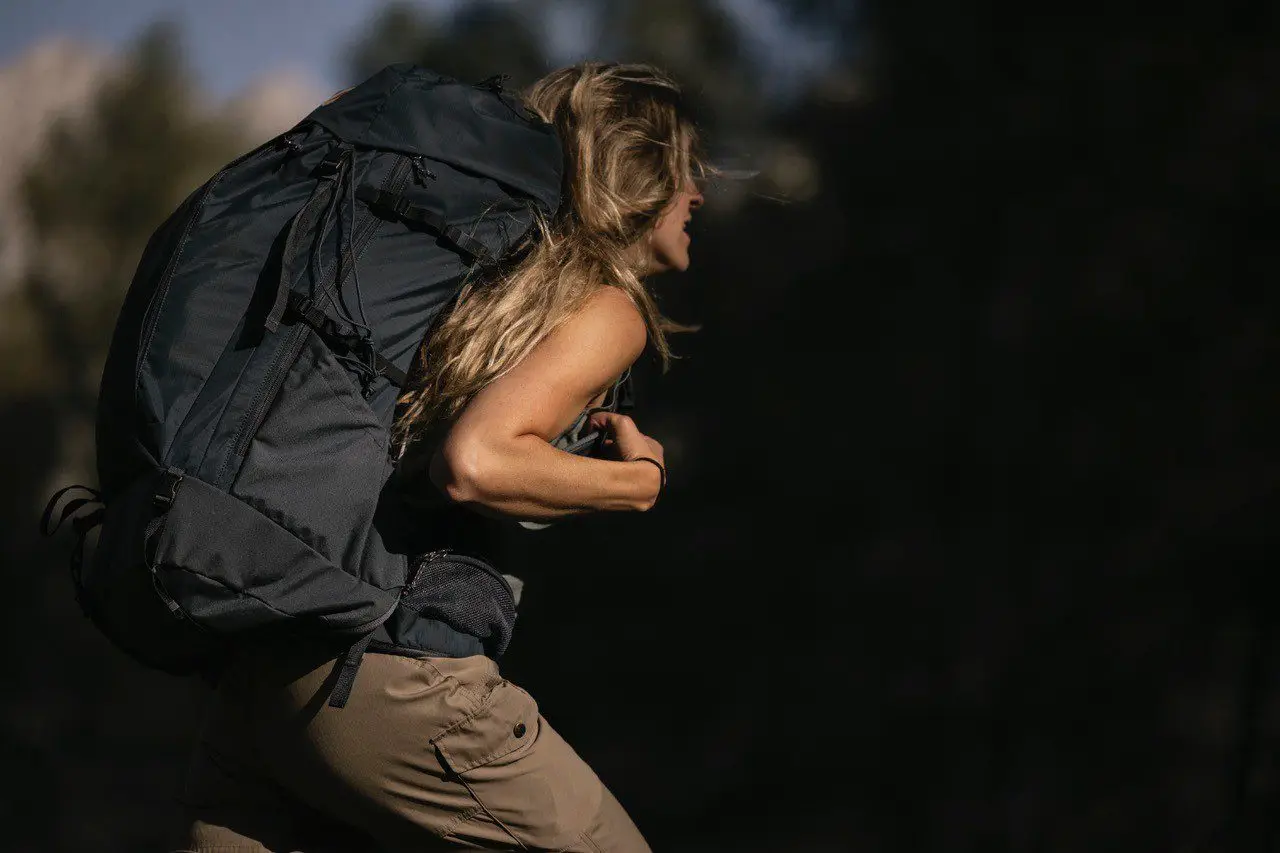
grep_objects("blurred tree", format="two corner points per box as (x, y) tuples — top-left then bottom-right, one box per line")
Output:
(4, 22), (243, 459)
(775, 0), (860, 45)
(2, 23), (256, 852)
(348, 0), (548, 89)
(594, 0), (761, 137)
(345, 0), (784, 140)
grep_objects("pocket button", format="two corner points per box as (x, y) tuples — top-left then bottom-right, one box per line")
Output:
(513, 722), (527, 738)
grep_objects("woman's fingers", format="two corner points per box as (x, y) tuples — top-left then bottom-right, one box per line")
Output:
(586, 412), (663, 465)
(588, 411), (633, 435)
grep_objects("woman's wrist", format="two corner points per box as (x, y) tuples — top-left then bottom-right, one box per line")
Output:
(628, 456), (665, 510)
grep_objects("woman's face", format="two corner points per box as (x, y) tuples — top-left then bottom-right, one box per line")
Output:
(646, 181), (705, 274)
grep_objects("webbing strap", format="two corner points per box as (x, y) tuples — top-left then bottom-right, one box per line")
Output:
(41, 484), (106, 613)
(40, 484), (102, 537)
(355, 186), (494, 265)
(328, 632), (375, 708)
(265, 148), (350, 334)
(285, 291), (407, 387)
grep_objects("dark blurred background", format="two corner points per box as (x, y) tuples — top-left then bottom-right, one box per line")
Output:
(3, 1), (1278, 850)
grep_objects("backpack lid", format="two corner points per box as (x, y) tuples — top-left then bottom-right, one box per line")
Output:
(305, 64), (563, 215)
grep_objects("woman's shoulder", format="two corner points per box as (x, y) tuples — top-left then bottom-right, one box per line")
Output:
(559, 286), (647, 358)
(582, 285), (644, 323)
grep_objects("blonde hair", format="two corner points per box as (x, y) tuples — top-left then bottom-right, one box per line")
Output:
(393, 62), (709, 447)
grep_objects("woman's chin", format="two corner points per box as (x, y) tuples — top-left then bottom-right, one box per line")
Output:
(649, 248), (690, 274)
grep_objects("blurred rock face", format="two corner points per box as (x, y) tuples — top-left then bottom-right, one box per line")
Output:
(0, 40), (322, 295)
(223, 70), (326, 151)
(0, 40), (114, 287)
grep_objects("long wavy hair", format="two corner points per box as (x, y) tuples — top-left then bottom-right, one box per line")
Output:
(392, 62), (710, 448)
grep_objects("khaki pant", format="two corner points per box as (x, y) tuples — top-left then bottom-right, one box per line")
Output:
(172, 646), (651, 852)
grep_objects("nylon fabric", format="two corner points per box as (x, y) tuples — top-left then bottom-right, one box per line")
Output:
(155, 474), (398, 633)
(229, 330), (396, 576)
(307, 65), (562, 213)
(65, 62), (566, 684)
(144, 144), (304, 466)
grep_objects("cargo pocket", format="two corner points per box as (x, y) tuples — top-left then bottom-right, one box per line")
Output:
(430, 680), (611, 850)
(430, 679), (542, 845)
(431, 679), (540, 778)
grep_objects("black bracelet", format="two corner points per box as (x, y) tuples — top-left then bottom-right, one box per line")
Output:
(631, 456), (666, 492)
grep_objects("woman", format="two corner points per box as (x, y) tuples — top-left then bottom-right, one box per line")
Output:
(176, 62), (708, 852)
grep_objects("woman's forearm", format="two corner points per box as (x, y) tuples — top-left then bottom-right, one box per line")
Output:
(431, 433), (661, 519)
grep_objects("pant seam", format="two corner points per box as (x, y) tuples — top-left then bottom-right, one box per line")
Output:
(578, 828), (607, 853)
(452, 761), (529, 850)
(436, 802), (485, 839)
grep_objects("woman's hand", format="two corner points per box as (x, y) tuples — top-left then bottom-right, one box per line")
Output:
(588, 412), (664, 467)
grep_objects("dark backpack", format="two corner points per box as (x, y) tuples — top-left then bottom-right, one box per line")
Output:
(41, 64), (569, 703)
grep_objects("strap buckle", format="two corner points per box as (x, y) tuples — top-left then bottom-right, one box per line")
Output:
(312, 145), (349, 178)
(153, 469), (183, 511)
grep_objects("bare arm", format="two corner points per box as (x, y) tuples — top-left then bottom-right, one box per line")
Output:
(429, 287), (664, 519)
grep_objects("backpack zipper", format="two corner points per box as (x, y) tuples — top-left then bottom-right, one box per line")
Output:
(135, 139), (280, 390)
(411, 155), (436, 184)
(144, 472), (205, 625)
(135, 174), (225, 389)
(475, 73), (510, 93)
(409, 549), (515, 598)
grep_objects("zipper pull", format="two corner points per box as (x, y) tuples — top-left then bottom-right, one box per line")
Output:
(405, 549), (452, 592)
(275, 134), (302, 156)
(476, 73), (510, 93)
(411, 155), (437, 184)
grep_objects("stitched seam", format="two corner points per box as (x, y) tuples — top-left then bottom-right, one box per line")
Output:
(431, 703), (483, 743)
(579, 830), (607, 853)
(135, 170), (227, 389)
(157, 136), (294, 463)
(353, 70), (411, 142)
(431, 683), (536, 771)
(391, 656), (488, 718)
(158, 565), (296, 620)
(396, 653), (447, 683)
(436, 802), (484, 839)
(449, 721), (534, 771)
(429, 676), (503, 743)
(453, 766), (527, 850)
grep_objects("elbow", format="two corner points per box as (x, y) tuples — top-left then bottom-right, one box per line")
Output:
(431, 437), (493, 506)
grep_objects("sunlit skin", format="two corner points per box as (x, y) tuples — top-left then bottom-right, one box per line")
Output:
(646, 182), (705, 274)
(429, 182), (703, 519)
